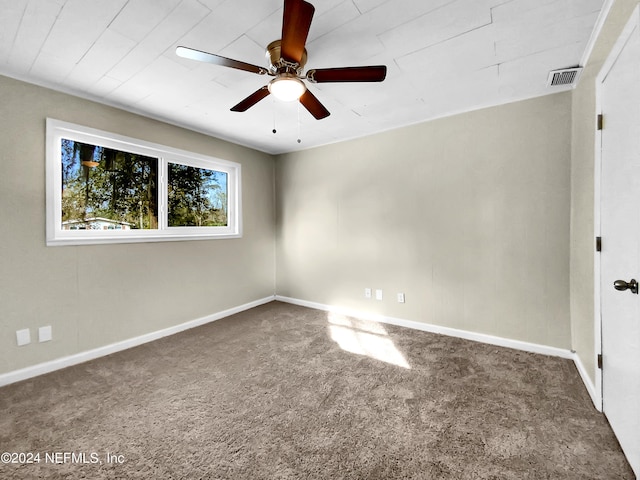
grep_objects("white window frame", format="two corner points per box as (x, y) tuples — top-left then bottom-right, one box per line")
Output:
(46, 118), (242, 246)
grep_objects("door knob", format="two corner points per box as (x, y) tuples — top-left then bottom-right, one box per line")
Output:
(613, 279), (638, 294)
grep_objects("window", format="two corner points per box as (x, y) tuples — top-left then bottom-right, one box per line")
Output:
(46, 119), (241, 246)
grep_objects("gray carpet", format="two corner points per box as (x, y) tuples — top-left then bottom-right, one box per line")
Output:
(0, 301), (633, 479)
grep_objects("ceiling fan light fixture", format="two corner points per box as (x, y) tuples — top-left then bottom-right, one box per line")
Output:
(268, 75), (306, 102)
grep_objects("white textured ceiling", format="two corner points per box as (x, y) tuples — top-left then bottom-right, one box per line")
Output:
(0, 0), (604, 154)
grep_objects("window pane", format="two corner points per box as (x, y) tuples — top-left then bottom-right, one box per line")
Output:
(168, 163), (228, 227)
(60, 139), (158, 230)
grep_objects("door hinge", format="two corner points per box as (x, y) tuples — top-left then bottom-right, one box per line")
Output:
(596, 236), (602, 252)
(597, 354), (603, 369)
(597, 114), (604, 130)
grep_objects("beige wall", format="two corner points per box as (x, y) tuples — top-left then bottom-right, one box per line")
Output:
(0, 75), (276, 375)
(276, 93), (572, 349)
(4, 0), (635, 381)
(571, 0), (639, 384)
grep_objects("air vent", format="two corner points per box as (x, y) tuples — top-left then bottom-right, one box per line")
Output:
(546, 67), (583, 87)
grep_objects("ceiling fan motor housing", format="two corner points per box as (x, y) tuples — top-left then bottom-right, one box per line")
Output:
(266, 40), (307, 75)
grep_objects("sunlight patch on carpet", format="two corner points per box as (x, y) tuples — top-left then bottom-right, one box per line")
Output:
(327, 312), (411, 369)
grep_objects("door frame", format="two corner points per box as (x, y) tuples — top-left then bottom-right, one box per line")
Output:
(594, 4), (640, 413)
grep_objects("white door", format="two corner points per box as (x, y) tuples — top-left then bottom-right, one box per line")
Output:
(599, 7), (640, 478)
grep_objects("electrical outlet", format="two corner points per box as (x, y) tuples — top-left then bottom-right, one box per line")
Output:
(397, 293), (405, 303)
(364, 288), (372, 299)
(39, 326), (52, 342)
(375, 289), (383, 301)
(16, 329), (31, 346)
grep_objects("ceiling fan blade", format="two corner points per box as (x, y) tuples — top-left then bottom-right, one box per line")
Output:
(281, 0), (315, 64)
(176, 46), (268, 75)
(306, 66), (387, 83)
(299, 89), (330, 120)
(230, 86), (271, 112)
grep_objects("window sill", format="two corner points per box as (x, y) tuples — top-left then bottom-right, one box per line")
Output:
(46, 230), (242, 247)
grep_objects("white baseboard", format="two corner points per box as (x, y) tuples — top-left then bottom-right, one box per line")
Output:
(276, 295), (574, 359)
(275, 296), (605, 409)
(572, 351), (602, 411)
(4, 294), (601, 414)
(0, 295), (275, 388)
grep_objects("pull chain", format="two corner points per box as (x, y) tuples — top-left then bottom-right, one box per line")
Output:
(297, 102), (302, 144)
(270, 100), (303, 142)
(272, 98), (277, 134)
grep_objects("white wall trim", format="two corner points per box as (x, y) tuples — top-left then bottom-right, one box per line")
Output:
(275, 296), (574, 359)
(275, 296), (608, 409)
(573, 350), (602, 411)
(2, 295), (603, 412)
(580, 0), (615, 68)
(0, 296), (275, 388)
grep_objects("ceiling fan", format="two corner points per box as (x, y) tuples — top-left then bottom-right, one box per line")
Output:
(176, 0), (387, 120)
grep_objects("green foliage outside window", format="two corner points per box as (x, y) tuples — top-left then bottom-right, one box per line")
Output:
(61, 139), (228, 230)
(168, 164), (228, 227)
